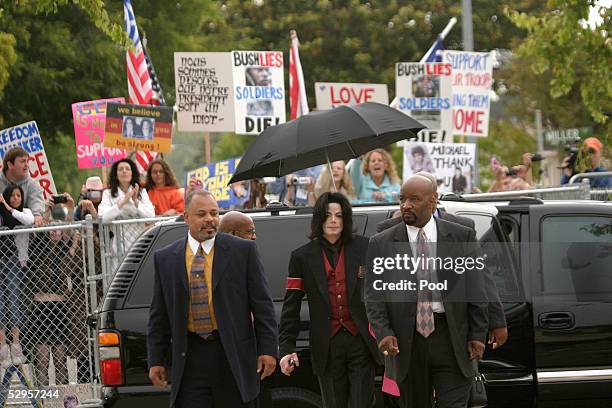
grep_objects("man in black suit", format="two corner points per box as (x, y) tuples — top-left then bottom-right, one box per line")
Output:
(365, 175), (489, 408)
(279, 192), (381, 408)
(376, 172), (508, 349)
(147, 190), (278, 407)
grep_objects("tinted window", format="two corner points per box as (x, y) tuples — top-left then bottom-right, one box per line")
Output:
(541, 216), (612, 295)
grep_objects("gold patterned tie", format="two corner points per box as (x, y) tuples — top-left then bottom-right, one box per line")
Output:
(416, 228), (435, 338)
(190, 246), (213, 338)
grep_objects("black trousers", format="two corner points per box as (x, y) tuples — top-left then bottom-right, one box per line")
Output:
(398, 314), (472, 408)
(175, 332), (256, 408)
(318, 329), (376, 408)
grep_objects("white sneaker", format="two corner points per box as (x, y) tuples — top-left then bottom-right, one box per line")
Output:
(10, 343), (26, 365)
(0, 343), (10, 368)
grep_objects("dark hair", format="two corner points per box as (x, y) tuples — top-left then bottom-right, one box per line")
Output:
(145, 159), (178, 190)
(411, 145), (425, 156)
(185, 190), (215, 210)
(309, 192), (353, 242)
(108, 158), (141, 199)
(2, 147), (28, 175)
(2, 185), (24, 212)
(1, 185), (25, 229)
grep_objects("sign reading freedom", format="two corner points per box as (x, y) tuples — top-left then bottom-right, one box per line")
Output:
(104, 103), (174, 153)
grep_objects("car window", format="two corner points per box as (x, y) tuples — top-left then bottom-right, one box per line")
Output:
(541, 216), (612, 295)
(457, 212), (521, 300)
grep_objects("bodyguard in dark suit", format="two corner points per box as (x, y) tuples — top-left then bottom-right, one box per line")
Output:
(147, 190), (278, 407)
(365, 176), (489, 408)
(279, 192), (381, 408)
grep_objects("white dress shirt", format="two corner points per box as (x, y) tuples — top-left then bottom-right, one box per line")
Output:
(406, 216), (445, 313)
(187, 232), (215, 256)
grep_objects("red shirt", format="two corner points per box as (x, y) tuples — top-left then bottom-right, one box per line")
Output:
(322, 247), (359, 337)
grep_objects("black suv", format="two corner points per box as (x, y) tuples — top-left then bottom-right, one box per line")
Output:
(90, 199), (612, 408)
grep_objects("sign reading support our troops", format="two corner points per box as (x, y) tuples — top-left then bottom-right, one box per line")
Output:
(231, 50), (286, 135)
(174, 52), (235, 132)
(0, 121), (57, 199)
(72, 98), (127, 168)
(104, 103), (174, 153)
(442, 51), (493, 137)
(395, 62), (453, 132)
(315, 82), (389, 110)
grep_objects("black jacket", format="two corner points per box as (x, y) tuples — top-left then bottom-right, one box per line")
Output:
(279, 235), (381, 376)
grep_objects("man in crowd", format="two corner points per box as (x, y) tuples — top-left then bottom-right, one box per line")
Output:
(365, 175), (489, 408)
(219, 211), (257, 240)
(74, 176), (104, 221)
(0, 147), (44, 226)
(147, 190), (277, 407)
(561, 137), (610, 188)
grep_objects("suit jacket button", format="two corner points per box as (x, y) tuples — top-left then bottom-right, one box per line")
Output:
(181, 352), (186, 357)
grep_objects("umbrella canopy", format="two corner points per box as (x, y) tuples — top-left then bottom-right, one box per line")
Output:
(228, 102), (426, 184)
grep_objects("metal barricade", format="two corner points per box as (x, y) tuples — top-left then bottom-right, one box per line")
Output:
(569, 171), (612, 201)
(464, 180), (592, 201)
(0, 219), (99, 406)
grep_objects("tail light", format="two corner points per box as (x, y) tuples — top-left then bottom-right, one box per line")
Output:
(98, 331), (123, 386)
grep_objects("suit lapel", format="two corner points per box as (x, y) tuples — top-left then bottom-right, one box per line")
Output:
(308, 241), (330, 305)
(175, 238), (189, 295)
(344, 241), (357, 303)
(211, 233), (230, 291)
(435, 218), (454, 257)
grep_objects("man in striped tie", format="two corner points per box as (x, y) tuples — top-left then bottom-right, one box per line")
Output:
(364, 175), (489, 408)
(147, 190), (278, 407)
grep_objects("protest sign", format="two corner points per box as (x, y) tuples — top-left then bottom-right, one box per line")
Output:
(231, 50), (286, 135)
(315, 82), (388, 110)
(104, 103), (173, 153)
(442, 50), (493, 137)
(395, 62), (453, 132)
(72, 98), (127, 169)
(0, 121), (57, 199)
(403, 142), (476, 194)
(174, 52), (235, 132)
(186, 158), (248, 209)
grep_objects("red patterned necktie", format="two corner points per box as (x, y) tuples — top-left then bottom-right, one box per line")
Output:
(416, 228), (435, 338)
(190, 246), (213, 338)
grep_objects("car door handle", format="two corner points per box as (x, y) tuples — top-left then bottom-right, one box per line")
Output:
(538, 312), (575, 329)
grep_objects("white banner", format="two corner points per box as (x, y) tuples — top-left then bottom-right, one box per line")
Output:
(231, 50), (286, 135)
(314, 82), (388, 110)
(442, 50), (493, 137)
(395, 62), (453, 132)
(403, 142), (476, 194)
(174, 52), (235, 132)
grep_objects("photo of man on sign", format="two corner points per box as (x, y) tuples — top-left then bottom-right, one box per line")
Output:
(122, 116), (155, 141)
(246, 67), (272, 86)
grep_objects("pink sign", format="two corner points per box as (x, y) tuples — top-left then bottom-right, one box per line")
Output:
(72, 98), (127, 169)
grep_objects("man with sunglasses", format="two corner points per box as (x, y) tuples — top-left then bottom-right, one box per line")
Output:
(219, 211), (257, 240)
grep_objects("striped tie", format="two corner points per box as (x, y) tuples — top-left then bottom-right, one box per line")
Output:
(416, 228), (435, 338)
(190, 246), (213, 338)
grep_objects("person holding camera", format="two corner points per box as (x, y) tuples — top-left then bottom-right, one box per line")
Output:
(560, 137), (610, 188)
(73, 176), (104, 221)
(0, 147), (44, 227)
(42, 192), (75, 224)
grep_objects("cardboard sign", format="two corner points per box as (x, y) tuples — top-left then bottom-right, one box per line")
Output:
(174, 52), (235, 132)
(0, 121), (57, 199)
(315, 82), (388, 110)
(231, 50), (286, 135)
(186, 158), (248, 209)
(104, 103), (174, 152)
(442, 51), (493, 137)
(395, 62), (453, 132)
(403, 142), (476, 194)
(72, 98), (127, 169)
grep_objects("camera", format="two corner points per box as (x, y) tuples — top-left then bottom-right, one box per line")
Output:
(84, 190), (102, 201)
(531, 153), (543, 162)
(290, 176), (311, 185)
(52, 194), (68, 204)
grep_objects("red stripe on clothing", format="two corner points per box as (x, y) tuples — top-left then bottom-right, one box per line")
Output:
(286, 277), (304, 291)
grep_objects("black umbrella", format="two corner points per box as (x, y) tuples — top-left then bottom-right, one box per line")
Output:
(228, 102), (426, 184)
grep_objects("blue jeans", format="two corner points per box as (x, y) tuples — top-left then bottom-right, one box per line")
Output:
(0, 257), (25, 329)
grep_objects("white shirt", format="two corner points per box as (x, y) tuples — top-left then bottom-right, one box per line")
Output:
(187, 232), (215, 255)
(98, 186), (155, 221)
(406, 216), (445, 313)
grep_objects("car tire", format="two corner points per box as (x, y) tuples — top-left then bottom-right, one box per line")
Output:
(271, 387), (322, 408)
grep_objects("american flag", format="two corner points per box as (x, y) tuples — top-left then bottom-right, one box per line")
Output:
(124, 0), (164, 173)
(289, 30), (309, 119)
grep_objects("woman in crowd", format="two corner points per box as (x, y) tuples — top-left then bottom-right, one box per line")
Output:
(314, 160), (356, 201)
(99, 158), (155, 267)
(355, 149), (401, 203)
(0, 185), (34, 367)
(144, 159), (184, 216)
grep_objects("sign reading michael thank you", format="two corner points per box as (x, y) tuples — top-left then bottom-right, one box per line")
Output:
(232, 50), (286, 135)
(0, 121), (57, 199)
(315, 82), (389, 110)
(395, 62), (453, 132)
(104, 103), (174, 153)
(442, 50), (493, 137)
(174, 52), (235, 132)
